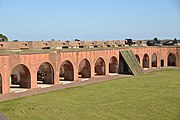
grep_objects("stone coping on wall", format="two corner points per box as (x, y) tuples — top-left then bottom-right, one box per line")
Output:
(0, 45), (179, 55)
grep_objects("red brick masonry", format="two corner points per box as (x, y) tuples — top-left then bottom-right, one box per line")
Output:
(0, 46), (179, 94)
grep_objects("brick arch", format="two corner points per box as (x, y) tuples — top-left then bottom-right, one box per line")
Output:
(95, 57), (106, 75)
(10, 64), (31, 88)
(167, 53), (176, 66)
(109, 56), (119, 73)
(60, 60), (74, 81)
(9, 62), (32, 75)
(37, 62), (54, 84)
(135, 54), (140, 63)
(36, 60), (55, 71)
(152, 53), (157, 67)
(78, 59), (91, 78)
(109, 56), (119, 63)
(78, 57), (92, 67)
(142, 54), (150, 68)
(93, 55), (107, 65)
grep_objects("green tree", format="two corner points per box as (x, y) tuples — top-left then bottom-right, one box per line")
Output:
(0, 34), (8, 42)
(174, 38), (177, 44)
(153, 37), (160, 43)
(12, 40), (18, 42)
(153, 37), (158, 42)
(74, 39), (80, 41)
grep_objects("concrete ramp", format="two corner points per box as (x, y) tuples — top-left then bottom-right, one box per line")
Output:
(120, 50), (144, 75)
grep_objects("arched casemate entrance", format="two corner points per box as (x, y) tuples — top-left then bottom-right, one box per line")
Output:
(95, 57), (106, 75)
(0, 74), (2, 94)
(78, 59), (91, 78)
(109, 56), (119, 73)
(37, 62), (54, 84)
(10, 64), (31, 89)
(167, 53), (176, 66)
(152, 53), (157, 67)
(60, 60), (74, 81)
(135, 54), (140, 63)
(143, 54), (149, 68)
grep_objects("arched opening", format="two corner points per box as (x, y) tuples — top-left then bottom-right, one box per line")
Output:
(95, 57), (106, 75)
(109, 56), (119, 73)
(37, 62), (54, 84)
(119, 53), (132, 74)
(152, 53), (157, 67)
(60, 60), (74, 81)
(10, 64), (31, 88)
(0, 74), (2, 94)
(143, 54), (149, 68)
(78, 59), (91, 78)
(168, 53), (176, 66)
(135, 54), (140, 63)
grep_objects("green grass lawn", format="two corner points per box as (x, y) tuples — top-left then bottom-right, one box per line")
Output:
(0, 69), (180, 120)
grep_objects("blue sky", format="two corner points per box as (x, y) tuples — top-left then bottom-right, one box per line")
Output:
(0, 0), (180, 41)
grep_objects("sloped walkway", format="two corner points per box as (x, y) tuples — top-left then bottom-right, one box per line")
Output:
(120, 50), (144, 75)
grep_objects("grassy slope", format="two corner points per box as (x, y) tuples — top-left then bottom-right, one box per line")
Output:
(0, 69), (180, 120)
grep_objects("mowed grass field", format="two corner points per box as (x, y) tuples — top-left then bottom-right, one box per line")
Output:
(0, 69), (180, 120)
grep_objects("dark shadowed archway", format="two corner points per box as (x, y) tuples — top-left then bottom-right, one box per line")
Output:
(135, 54), (140, 63)
(78, 59), (91, 78)
(152, 53), (157, 67)
(168, 53), (176, 66)
(143, 54), (149, 68)
(95, 57), (106, 75)
(60, 60), (74, 81)
(37, 62), (54, 84)
(0, 74), (2, 94)
(109, 56), (119, 73)
(10, 64), (31, 88)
